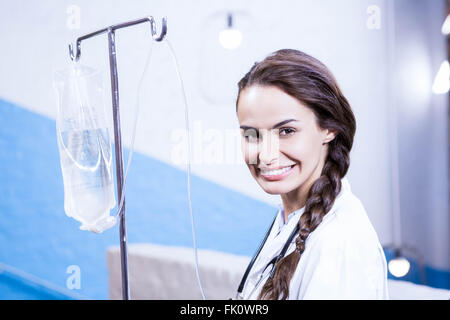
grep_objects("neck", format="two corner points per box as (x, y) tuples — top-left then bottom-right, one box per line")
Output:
(280, 181), (310, 223)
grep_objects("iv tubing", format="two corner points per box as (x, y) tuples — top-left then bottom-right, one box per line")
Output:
(66, 17), (206, 299)
(114, 36), (154, 220)
(113, 35), (206, 300)
(165, 38), (207, 300)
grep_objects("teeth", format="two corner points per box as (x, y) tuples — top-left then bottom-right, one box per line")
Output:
(261, 165), (293, 176)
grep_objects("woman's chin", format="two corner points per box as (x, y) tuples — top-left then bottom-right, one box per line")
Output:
(263, 188), (283, 195)
(258, 180), (297, 195)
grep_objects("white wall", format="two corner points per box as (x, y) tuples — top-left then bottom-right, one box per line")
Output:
(389, 0), (449, 271)
(0, 0), (447, 270)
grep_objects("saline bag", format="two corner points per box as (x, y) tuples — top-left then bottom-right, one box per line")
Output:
(53, 63), (117, 233)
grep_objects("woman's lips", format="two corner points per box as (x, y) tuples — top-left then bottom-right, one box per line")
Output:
(259, 164), (296, 181)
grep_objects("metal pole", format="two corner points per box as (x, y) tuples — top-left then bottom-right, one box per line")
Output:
(107, 28), (130, 300)
(68, 16), (167, 301)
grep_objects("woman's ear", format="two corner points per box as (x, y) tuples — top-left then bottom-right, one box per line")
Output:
(322, 129), (337, 145)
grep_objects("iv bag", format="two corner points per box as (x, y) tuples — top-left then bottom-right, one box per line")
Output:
(53, 64), (117, 233)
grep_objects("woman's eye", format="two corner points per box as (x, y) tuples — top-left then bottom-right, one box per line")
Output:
(279, 127), (295, 136)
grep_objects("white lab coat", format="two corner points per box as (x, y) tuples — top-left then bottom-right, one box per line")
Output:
(241, 176), (389, 300)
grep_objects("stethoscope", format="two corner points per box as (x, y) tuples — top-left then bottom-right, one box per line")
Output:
(235, 213), (300, 299)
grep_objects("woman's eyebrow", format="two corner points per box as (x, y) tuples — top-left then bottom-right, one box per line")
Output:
(240, 119), (299, 131)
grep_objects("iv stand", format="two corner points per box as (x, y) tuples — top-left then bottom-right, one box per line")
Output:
(68, 16), (168, 300)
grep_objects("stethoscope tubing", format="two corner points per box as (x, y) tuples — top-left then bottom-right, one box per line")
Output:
(236, 212), (300, 299)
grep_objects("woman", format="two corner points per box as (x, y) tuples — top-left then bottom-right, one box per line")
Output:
(236, 49), (388, 300)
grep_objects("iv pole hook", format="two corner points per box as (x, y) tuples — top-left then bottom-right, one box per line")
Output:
(150, 16), (167, 41)
(68, 16), (167, 61)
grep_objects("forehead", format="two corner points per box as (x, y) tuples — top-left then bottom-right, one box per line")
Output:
(237, 85), (312, 127)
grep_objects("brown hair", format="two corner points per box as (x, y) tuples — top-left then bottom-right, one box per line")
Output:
(236, 49), (356, 300)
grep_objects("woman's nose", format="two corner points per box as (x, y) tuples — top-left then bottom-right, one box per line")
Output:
(258, 131), (279, 166)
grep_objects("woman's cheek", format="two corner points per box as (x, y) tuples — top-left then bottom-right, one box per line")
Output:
(294, 139), (322, 173)
(282, 138), (305, 162)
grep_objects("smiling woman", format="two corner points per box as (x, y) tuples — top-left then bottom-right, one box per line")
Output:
(234, 49), (388, 300)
